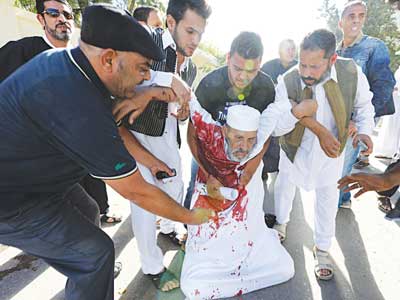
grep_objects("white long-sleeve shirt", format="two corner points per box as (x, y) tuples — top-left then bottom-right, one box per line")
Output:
(275, 64), (375, 190)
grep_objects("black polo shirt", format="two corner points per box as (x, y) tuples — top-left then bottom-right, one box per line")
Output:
(261, 58), (297, 84)
(0, 47), (136, 215)
(195, 66), (275, 125)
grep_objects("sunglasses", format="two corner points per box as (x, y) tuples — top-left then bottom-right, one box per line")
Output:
(42, 8), (74, 20)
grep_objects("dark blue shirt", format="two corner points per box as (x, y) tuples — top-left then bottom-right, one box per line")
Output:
(337, 35), (395, 117)
(261, 58), (297, 84)
(0, 47), (137, 214)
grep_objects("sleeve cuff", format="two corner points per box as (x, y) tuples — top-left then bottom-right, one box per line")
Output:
(151, 71), (173, 87)
(90, 166), (138, 180)
(285, 111), (300, 126)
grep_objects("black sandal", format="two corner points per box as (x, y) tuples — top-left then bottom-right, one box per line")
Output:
(159, 231), (187, 246)
(100, 213), (122, 224)
(378, 196), (392, 213)
(147, 269), (180, 291)
(114, 262), (122, 278)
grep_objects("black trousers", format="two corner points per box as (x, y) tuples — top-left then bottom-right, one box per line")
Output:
(80, 175), (109, 214)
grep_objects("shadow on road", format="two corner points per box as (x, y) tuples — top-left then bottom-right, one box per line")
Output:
(336, 209), (385, 300)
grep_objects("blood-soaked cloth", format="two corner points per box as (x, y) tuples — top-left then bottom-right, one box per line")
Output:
(181, 98), (294, 300)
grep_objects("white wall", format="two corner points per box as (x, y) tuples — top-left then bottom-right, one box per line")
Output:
(0, 0), (79, 47)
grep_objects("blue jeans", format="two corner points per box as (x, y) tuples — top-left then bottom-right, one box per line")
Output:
(339, 138), (360, 206)
(184, 159), (199, 209)
(0, 184), (115, 300)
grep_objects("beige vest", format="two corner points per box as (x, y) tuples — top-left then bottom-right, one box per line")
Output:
(280, 58), (358, 162)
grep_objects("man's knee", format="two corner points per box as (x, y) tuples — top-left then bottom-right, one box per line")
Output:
(80, 231), (115, 270)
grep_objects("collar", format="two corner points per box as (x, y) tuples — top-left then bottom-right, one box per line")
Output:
(162, 29), (176, 50)
(180, 56), (190, 73)
(162, 30), (190, 73)
(300, 64), (338, 90)
(42, 34), (71, 49)
(68, 47), (113, 101)
(338, 32), (364, 50)
(42, 34), (57, 49)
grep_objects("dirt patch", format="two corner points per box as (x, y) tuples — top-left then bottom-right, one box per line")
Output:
(0, 254), (38, 281)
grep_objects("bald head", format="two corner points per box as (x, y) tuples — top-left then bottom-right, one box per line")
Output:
(279, 39), (296, 66)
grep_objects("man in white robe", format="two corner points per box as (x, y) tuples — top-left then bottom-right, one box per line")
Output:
(180, 97), (318, 299)
(273, 29), (375, 280)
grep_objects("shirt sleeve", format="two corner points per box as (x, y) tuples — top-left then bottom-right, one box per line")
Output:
(353, 65), (375, 136)
(366, 41), (396, 116)
(22, 81), (137, 180)
(259, 75), (299, 141)
(142, 70), (173, 87)
(0, 40), (27, 82)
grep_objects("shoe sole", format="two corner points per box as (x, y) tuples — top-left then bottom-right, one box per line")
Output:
(385, 216), (400, 221)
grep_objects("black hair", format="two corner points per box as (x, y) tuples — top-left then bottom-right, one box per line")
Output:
(133, 6), (158, 22)
(166, 0), (211, 24)
(300, 29), (336, 58)
(36, 0), (72, 14)
(229, 31), (263, 59)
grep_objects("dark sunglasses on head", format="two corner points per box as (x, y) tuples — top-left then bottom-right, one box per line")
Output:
(42, 8), (74, 20)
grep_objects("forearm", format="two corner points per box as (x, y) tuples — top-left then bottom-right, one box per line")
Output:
(240, 138), (270, 186)
(118, 126), (158, 168)
(248, 138), (270, 170)
(298, 116), (327, 137)
(131, 181), (193, 223)
(105, 174), (192, 224)
(386, 163), (400, 188)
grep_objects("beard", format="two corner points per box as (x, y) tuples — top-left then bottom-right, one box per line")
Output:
(224, 138), (250, 163)
(46, 22), (71, 42)
(172, 28), (191, 57)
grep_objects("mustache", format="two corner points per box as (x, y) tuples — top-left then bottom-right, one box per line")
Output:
(301, 76), (316, 82)
(232, 148), (248, 155)
(56, 22), (71, 30)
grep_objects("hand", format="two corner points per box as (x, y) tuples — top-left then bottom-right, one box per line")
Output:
(149, 159), (175, 179)
(291, 99), (318, 119)
(186, 207), (216, 225)
(348, 120), (357, 139)
(337, 173), (390, 198)
(171, 102), (190, 121)
(171, 75), (191, 107)
(317, 128), (341, 158)
(353, 134), (373, 156)
(113, 87), (176, 124)
(206, 175), (224, 201)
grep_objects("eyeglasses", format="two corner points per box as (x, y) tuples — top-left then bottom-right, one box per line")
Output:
(42, 8), (74, 20)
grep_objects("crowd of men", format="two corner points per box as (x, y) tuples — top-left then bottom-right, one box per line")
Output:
(0, 0), (398, 299)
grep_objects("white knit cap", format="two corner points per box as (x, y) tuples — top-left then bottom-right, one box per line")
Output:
(226, 105), (260, 132)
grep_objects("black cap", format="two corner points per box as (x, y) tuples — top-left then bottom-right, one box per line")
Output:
(81, 3), (165, 61)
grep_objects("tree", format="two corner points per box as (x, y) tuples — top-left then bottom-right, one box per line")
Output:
(318, 0), (342, 41)
(319, 0), (400, 71)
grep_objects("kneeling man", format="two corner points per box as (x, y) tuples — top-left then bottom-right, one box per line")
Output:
(181, 103), (295, 299)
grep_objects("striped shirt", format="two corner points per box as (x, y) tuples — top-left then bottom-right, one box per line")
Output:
(129, 28), (197, 136)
